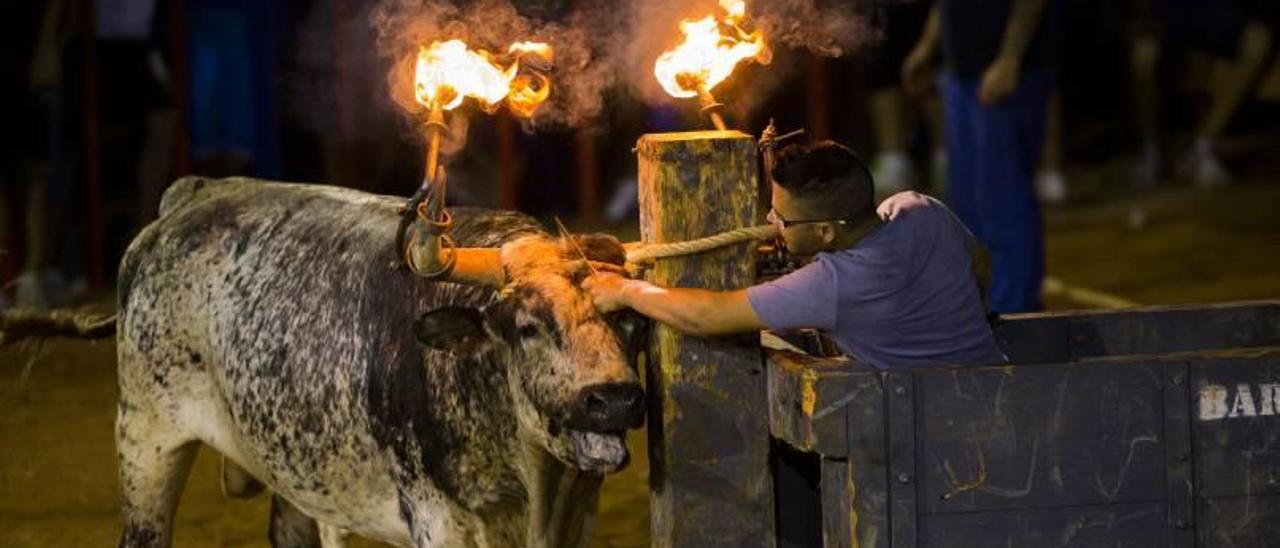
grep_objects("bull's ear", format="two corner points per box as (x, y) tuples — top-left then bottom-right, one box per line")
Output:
(566, 233), (626, 266)
(414, 306), (490, 353)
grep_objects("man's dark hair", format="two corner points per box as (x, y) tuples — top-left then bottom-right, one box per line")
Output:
(771, 141), (875, 220)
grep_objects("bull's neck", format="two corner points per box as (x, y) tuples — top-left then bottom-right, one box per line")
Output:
(413, 348), (524, 513)
(517, 435), (603, 548)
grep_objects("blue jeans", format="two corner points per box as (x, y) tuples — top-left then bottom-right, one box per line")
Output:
(942, 70), (1055, 313)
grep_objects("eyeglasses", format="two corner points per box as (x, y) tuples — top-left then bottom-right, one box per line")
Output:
(767, 208), (855, 229)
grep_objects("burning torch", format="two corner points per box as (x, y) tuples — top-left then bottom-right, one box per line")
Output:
(398, 39), (552, 282)
(653, 0), (771, 131)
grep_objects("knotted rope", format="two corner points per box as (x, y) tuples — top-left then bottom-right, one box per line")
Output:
(625, 224), (779, 264)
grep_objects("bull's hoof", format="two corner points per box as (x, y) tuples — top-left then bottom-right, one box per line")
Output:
(221, 455), (266, 499)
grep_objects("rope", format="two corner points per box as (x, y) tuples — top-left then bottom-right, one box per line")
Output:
(625, 224), (778, 264)
(0, 309), (117, 346)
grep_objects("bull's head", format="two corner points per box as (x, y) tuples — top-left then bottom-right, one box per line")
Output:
(413, 234), (646, 474)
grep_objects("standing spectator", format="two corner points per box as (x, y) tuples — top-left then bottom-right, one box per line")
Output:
(1130, 0), (1274, 188)
(860, 0), (945, 196)
(2, 0), (85, 308)
(903, 0), (1063, 313)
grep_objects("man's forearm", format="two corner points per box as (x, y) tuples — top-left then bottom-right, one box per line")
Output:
(997, 0), (1049, 63)
(618, 281), (761, 336)
(915, 7), (942, 59)
(620, 282), (720, 335)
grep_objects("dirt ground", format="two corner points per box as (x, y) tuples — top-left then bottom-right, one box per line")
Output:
(2, 180), (1277, 547)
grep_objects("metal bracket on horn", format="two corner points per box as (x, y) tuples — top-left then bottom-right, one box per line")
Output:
(405, 202), (458, 280)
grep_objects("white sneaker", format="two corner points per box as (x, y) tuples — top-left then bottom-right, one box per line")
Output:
(873, 151), (916, 194)
(14, 269), (71, 309)
(15, 272), (48, 309)
(605, 177), (638, 222)
(1183, 138), (1231, 189)
(1131, 143), (1159, 187)
(1127, 205), (1147, 230)
(1035, 170), (1067, 205)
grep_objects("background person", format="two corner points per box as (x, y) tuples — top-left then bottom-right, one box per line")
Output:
(902, 0), (1063, 313)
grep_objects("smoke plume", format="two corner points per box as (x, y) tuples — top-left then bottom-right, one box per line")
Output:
(294, 0), (872, 144)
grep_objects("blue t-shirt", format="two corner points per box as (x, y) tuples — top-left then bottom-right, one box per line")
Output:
(747, 198), (1006, 369)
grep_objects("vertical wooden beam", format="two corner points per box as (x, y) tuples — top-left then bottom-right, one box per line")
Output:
(806, 57), (831, 141)
(637, 130), (773, 547)
(886, 372), (918, 547)
(574, 128), (600, 226)
(168, 0), (191, 177)
(81, 0), (104, 289)
(821, 458), (854, 548)
(497, 114), (519, 210)
(329, 1), (357, 188)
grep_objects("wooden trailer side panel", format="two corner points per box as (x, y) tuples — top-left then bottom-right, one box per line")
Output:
(914, 362), (1168, 514)
(1192, 352), (1280, 546)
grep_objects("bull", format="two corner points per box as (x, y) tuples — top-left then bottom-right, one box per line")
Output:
(112, 177), (646, 547)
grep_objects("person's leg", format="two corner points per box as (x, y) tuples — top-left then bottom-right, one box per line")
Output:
(1130, 31), (1162, 186)
(941, 74), (983, 238)
(1035, 91), (1066, 204)
(920, 91), (948, 194)
(0, 182), (12, 299)
(971, 71), (1053, 313)
(1198, 21), (1273, 142)
(869, 87), (916, 194)
(1172, 0), (1274, 187)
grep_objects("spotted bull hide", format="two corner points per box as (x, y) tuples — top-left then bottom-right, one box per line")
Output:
(115, 177), (645, 548)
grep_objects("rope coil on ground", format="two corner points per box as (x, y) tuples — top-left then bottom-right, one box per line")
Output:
(625, 224), (778, 264)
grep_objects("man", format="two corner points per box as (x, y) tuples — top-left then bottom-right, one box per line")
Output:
(902, 0), (1061, 313)
(584, 141), (1006, 370)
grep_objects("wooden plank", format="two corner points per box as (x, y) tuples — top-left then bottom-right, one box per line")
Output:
(1164, 362), (1195, 547)
(821, 458), (853, 548)
(637, 130), (773, 547)
(846, 372), (889, 548)
(918, 502), (1166, 547)
(1190, 351), (1280, 499)
(766, 347), (878, 457)
(915, 362), (1166, 514)
(886, 372), (917, 547)
(1197, 494), (1280, 546)
(995, 300), (1280, 364)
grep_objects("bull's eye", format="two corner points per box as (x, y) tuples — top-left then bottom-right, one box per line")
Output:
(517, 324), (541, 339)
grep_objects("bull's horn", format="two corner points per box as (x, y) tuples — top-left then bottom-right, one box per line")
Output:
(406, 219), (505, 288)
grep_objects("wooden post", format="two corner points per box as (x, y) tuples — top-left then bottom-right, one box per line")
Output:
(637, 130), (774, 547)
(81, 0), (104, 289)
(806, 57), (830, 141)
(497, 114), (519, 210)
(574, 128), (600, 226)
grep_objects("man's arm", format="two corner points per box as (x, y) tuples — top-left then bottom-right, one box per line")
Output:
(979, 0), (1050, 105)
(902, 5), (942, 96)
(584, 274), (764, 336)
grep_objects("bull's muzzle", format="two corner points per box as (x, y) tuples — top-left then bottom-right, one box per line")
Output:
(566, 382), (645, 432)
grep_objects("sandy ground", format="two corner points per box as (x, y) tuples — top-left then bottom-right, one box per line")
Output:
(1, 181), (1277, 547)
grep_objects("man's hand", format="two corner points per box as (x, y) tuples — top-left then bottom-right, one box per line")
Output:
(902, 44), (936, 97)
(877, 190), (933, 221)
(902, 6), (941, 97)
(978, 54), (1021, 106)
(582, 272), (635, 314)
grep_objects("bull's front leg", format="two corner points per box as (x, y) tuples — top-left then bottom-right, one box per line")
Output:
(395, 487), (468, 548)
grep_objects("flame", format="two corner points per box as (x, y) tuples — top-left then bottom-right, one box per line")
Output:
(653, 0), (770, 99)
(413, 38), (552, 117)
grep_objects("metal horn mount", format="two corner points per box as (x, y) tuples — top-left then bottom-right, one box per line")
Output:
(398, 103), (505, 288)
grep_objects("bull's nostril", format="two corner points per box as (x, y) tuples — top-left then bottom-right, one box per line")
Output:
(570, 383), (646, 432)
(625, 390), (642, 408)
(585, 392), (608, 416)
